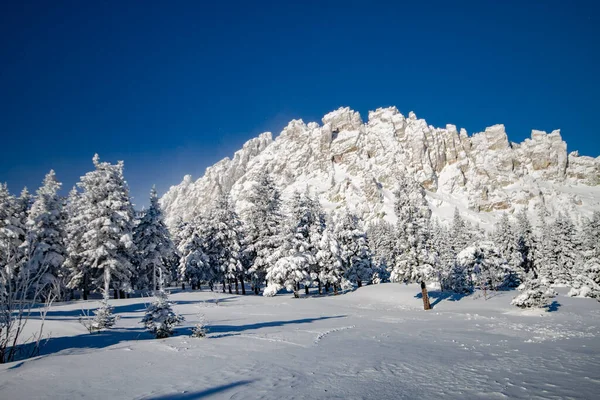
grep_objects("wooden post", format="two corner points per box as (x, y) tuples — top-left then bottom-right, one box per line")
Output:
(421, 281), (431, 310)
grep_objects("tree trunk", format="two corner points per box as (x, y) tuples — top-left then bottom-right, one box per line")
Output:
(254, 285), (259, 295)
(113, 288), (118, 299)
(83, 273), (89, 301)
(182, 283), (185, 290)
(305, 285), (309, 295)
(228, 282), (232, 294)
(235, 279), (239, 295)
(421, 281), (431, 310)
(357, 280), (362, 288)
(293, 290), (299, 298)
(104, 267), (111, 301)
(240, 278), (246, 295)
(318, 280), (322, 295)
(325, 282), (330, 293)
(152, 264), (156, 296)
(334, 284), (338, 295)
(119, 290), (125, 299)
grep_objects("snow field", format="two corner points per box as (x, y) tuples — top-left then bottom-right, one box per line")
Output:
(1, 283), (599, 399)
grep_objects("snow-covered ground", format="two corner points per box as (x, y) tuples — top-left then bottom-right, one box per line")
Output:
(2, 284), (599, 399)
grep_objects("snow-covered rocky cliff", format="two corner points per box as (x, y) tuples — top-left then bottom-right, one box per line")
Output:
(160, 107), (600, 229)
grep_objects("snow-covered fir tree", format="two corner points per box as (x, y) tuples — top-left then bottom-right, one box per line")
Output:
(492, 213), (524, 286)
(70, 155), (136, 300)
(545, 212), (579, 285)
(333, 210), (373, 288)
(132, 187), (177, 292)
(511, 278), (557, 309)
(64, 187), (90, 299)
(316, 222), (346, 294)
(177, 219), (211, 289)
(244, 171), (284, 294)
(141, 289), (184, 338)
(389, 176), (436, 284)
(264, 191), (323, 297)
(367, 219), (396, 276)
(22, 170), (67, 300)
(202, 194), (245, 294)
(0, 184), (25, 277)
(533, 203), (552, 282)
(449, 207), (469, 255)
(568, 257), (600, 300)
(515, 207), (535, 278)
(455, 241), (513, 292)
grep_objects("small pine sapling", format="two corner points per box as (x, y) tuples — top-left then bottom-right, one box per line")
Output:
(191, 314), (208, 338)
(511, 278), (557, 310)
(141, 290), (184, 338)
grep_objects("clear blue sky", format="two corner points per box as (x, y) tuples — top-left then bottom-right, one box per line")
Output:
(1, 0), (598, 207)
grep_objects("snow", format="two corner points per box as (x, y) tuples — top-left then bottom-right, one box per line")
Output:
(160, 105), (600, 232)
(2, 283), (600, 399)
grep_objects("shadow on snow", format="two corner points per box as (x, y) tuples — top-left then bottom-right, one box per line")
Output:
(144, 380), (255, 399)
(414, 290), (469, 309)
(9, 315), (346, 363)
(205, 315), (347, 338)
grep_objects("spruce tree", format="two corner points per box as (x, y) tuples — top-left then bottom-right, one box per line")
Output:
(515, 208), (535, 277)
(264, 191), (322, 297)
(316, 222), (345, 294)
(244, 171), (283, 294)
(492, 213), (523, 286)
(334, 210), (373, 288)
(74, 155), (136, 300)
(202, 195), (245, 294)
(177, 219), (210, 289)
(389, 177), (436, 283)
(0, 184), (24, 276)
(64, 187), (89, 299)
(132, 187), (178, 292)
(22, 170), (67, 299)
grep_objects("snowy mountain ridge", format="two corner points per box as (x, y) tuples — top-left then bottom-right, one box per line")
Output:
(160, 106), (600, 229)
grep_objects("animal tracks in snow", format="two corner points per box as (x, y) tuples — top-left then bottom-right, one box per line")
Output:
(314, 326), (356, 344)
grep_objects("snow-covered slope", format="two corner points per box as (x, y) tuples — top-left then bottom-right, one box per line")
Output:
(160, 107), (600, 229)
(2, 284), (599, 399)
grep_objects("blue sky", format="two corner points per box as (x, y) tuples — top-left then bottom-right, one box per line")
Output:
(1, 0), (598, 207)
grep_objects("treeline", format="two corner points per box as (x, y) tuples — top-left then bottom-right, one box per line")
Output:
(1, 156), (599, 306)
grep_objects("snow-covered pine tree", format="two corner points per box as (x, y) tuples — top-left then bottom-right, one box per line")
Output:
(546, 212), (579, 285)
(64, 187), (90, 299)
(533, 203), (552, 282)
(22, 170), (67, 300)
(333, 210), (373, 288)
(515, 207), (535, 278)
(585, 212), (600, 258)
(568, 257), (600, 300)
(202, 194), (245, 294)
(316, 222), (345, 295)
(0, 184), (25, 278)
(367, 219), (396, 279)
(449, 207), (469, 255)
(389, 176), (436, 284)
(455, 241), (512, 294)
(244, 171), (284, 295)
(264, 191), (322, 297)
(306, 193), (327, 293)
(177, 219), (211, 290)
(511, 278), (557, 309)
(132, 187), (177, 293)
(75, 155), (136, 301)
(16, 187), (33, 233)
(492, 213), (524, 287)
(141, 289), (184, 338)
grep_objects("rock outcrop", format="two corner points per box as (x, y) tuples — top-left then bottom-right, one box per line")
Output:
(160, 107), (600, 229)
